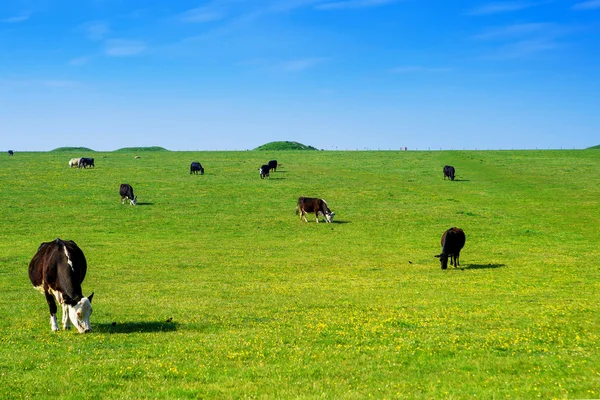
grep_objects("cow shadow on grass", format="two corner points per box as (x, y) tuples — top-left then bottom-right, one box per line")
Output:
(462, 263), (505, 270)
(136, 202), (154, 206)
(95, 320), (178, 334)
(332, 220), (350, 224)
(452, 179), (470, 182)
(268, 177), (285, 180)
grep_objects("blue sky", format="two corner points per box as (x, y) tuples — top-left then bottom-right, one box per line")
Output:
(1, 0), (599, 151)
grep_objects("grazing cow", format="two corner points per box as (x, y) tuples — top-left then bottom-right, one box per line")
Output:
(120, 183), (137, 205)
(259, 164), (270, 179)
(190, 162), (204, 175)
(268, 160), (278, 172)
(296, 197), (335, 223)
(435, 227), (466, 270)
(69, 158), (82, 168)
(443, 165), (455, 181)
(28, 239), (94, 333)
(8, 150), (14, 156)
(80, 157), (95, 168)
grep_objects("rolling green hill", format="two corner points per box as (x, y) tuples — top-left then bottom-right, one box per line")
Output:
(0, 150), (598, 398)
(51, 146), (95, 152)
(254, 141), (318, 151)
(113, 146), (169, 152)
(587, 144), (600, 149)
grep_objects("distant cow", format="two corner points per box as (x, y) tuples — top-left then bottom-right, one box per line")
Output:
(28, 238), (94, 333)
(120, 184), (137, 205)
(259, 165), (270, 179)
(8, 150), (14, 156)
(268, 160), (278, 172)
(435, 227), (466, 270)
(443, 165), (455, 181)
(296, 197), (335, 223)
(190, 162), (204, 175)
(80, 158), (95, 168)
(69, 158), (82, 168)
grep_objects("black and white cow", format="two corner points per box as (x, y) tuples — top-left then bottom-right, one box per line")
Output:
(435, 227), (466, 269)
(120, 183), (137, 205)
(268, 160), (278, 172)
(259, 164), (270, 179)
(28, 239), (94, 333)
(296, 197), (335, 223)
(443, 165), (455, 181)
(8, 150), (14, 156)
(190, 162), (204, 175)
(80, 158), (95, 168)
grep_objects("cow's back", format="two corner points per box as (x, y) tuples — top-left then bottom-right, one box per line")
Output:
(29, 239), (87, 290)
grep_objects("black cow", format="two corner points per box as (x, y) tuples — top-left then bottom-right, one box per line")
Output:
(296, 197), (335, 223)
(435, 227), (466, 269)
(80, 158), (95, 168)
(268, 160), (278, 172)
(443, 165), (455, 181)
(120, 183), (137, 205)
(259, 164), (270, 179)
(28, 239), (94, 333)
(8, 150), (14, 156)
(190, 162), (204, 175)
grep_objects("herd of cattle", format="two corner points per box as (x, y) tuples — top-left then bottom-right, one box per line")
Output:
(25, 155), (464, 333)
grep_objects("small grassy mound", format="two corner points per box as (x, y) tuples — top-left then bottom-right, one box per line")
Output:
(113, 146), (169, 152)
(254, 141), (318, 151)
(51, 147), (95, 152)
(587, 144), (600, 149)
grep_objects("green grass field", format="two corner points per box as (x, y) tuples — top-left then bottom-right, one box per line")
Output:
(0, 149), (598, 398)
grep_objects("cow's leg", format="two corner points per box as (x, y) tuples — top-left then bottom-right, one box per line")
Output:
(61, 303), (72, 330)
(121, 196), (125, 205)
(44, 291), (59, 331)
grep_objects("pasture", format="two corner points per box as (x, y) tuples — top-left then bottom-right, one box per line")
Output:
(0, 149), (598, 398)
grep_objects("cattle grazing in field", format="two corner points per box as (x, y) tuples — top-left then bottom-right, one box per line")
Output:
(268, 160), (278, 172)
(79, 157), (95, 168)
(259, 164), (270, 179)
(296, 197), (335, 223)
(28, 239), (94, 333)
(120, 183), (137, 205)
(443, 165), (455, 181)
(435, 227), (466, 269)
(190, 162), (204, 175)
(8, 150), (14, 156)
(69, 158), (82, 168)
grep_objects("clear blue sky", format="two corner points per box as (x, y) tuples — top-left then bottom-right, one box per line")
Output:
(1, 0), (599, 151)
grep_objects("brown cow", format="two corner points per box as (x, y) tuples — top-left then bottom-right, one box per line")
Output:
(296, 197), (335, 223)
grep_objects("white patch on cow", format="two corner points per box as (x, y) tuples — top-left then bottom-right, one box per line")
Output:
(62, 303), (71, 330)
(62, 245), (74, 272)
(50, 315), (59, 331)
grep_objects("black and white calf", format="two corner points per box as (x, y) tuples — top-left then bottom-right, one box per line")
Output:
(8, 150), (14, 156)
(190, 162), (204, 175)
(435, 227), (466, 269)
(296, 197), (335, 223)
(28, 239), (94, 333)
(259, 164), (270, 179)
(120, 183), (137, 205)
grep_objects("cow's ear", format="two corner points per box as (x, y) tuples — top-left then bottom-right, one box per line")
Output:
(63, 294), (76, 306)
(434, 254), (441, 258)
(88, 292), (94, 303)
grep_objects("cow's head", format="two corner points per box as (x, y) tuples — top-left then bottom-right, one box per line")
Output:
(68, 293), (94, 333)
(130, 196), (137, 206)
(435, 253), (448, 269)
(325, 211), (335, 223)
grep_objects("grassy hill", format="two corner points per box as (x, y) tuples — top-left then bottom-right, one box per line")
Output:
(254, 141), (318, 151)
(0, 150), (598, 398)
(51, 146), (95, 152)
(587, 144), (600, 149)
(113, 146), (169, 152)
